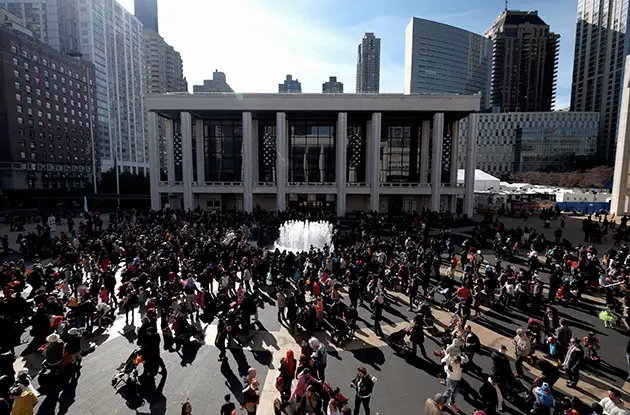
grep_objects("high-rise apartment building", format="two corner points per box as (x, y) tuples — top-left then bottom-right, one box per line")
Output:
(193, 70), (233, 93)
(571, 0), (630, 162)
(143, 28), (187, 176)
(134, 0), (158, 33)
(279, 74), (301, 93)
(356, 32), (380, 93)
(1, 0), (148, 174)
(322, 76), (343, 93)
(404, 18), (492, 109)
(0, 23), (98, 192)
(486, 10), (560, 113)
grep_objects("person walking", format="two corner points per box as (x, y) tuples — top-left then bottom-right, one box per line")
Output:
(350, 366), (375, 415)
(564, 337), (584, 388)
(442, 354), (467, 412)
(276, 291), (286, 323)
(478, 376), (503, 415)
(513, 328), (532, 378)
(310, 337), (328, 383)
(555, 319), (572, 364)
(410, 315), (428, 358)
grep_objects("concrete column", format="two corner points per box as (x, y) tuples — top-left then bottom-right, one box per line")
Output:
(431, 113), (444, 212)
(252, 119), (259, 183)
(166, 118), (175, 182)
(276, 112), (287, 210)
(242, 112), (254, 213)
(612, 56), (630, 216)
(195, 119), (205, 184)
(148, 112), (160, 210)
(450, 119), (460, 185)
(369, 113), (381, 211)
(464, 113), (479, 217)
(420, 120), (430, 183)
(336, 112), (347, 217)
(180, 112), (193, 211)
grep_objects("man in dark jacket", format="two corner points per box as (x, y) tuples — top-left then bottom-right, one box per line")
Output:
(479, 376), (503, 415)
(410, 315), (427, 357)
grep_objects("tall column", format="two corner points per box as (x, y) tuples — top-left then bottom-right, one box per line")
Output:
(195, 119), (205, 184)
(180, 112), (193, 211)
(420, 120), (430, 183)
(148, 112), (160, 210)
(464, 113), (479, 217)
(430, 113), (444, 212)
(252, 119), (259, 183)
(369, 113), (381, 211)
(276, 112), (287, 211)
(166, 118), (175, 182)
(242, 112), (254, 213)
(336, 112), (347, 217)
(612, 56), (630, 215)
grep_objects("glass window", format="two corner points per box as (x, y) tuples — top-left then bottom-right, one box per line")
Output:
(14, 81), (20, 90)
(206, 120), (243, 182)
(10, 43), (17, 53)
(12, 57), (18, 65)
(16, 105), (22, 113)
(15, 93), (21, 101)
(20, 152), (26, 160)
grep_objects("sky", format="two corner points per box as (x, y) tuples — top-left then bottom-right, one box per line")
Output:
(118, 0), (578, 109)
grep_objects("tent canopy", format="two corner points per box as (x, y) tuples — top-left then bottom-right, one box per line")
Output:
(457, 169), (501, 192)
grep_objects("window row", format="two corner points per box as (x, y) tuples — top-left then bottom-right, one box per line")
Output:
(10, 43), (88, 81)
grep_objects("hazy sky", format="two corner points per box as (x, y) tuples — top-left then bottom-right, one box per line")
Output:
(118, 0), (577, 108)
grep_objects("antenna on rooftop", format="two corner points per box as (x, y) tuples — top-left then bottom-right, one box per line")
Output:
(505, 0), (508, 10)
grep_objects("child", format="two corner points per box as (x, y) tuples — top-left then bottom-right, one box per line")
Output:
(599, 305), (619, 328)
(220, 394), (236, 415)
(547, 336), (558, 358)
(583, 332), (600, 361)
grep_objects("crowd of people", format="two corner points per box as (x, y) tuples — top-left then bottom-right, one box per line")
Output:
(0, 206), (627, 415)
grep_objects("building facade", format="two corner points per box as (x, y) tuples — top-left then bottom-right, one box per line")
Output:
(612, 56), (630, 215)
(457, 111), (599, 175)
(134, 0), (158, 33)
(404, 18), (492, 110)
(486, 10), (560, 112)
(322, 76), (343, 93)
(145, 93), (480, 216)
(193, 70), (233, 93)
(1, 0), (147, 174)
(0, 26), (97, 191)
(572, 0), (630, 162)
(356, 33), (380, 93)
(278, 74), (301, 93)
(143, 28), (187, 180)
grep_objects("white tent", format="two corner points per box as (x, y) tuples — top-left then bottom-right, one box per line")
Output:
(457, 169), (501, 192)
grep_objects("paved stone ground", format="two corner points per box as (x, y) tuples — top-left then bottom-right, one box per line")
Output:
(6, 213), (630, 415)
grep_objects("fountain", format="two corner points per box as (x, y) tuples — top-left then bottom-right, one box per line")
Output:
(274, 220), (334, 253)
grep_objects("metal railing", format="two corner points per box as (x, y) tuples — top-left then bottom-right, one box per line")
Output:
(254, 182), (276, 187)
(192, 181), (243, 187)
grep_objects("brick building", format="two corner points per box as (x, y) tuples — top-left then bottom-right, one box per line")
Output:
(0, 25), (97, 191)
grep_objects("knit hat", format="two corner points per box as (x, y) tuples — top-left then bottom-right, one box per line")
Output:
(434, 393), (445, 404)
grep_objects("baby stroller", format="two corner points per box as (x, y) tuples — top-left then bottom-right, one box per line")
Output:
(111, 348), (143, 390)
(388, 327), (412, 356)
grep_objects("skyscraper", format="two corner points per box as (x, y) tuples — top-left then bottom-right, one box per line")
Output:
(134, 0), (159, 33)
(486, 10), (560, 113)
(143, 29), (187, 172)
(571, 0), (630, 162)
(193, 70), (233, 93)
(404, 18), (492, 109)
(322, 76), (343, 93)
(0, 0), (148, 174)
(356, 32), (380, 93)
(279, 74), (301, 93)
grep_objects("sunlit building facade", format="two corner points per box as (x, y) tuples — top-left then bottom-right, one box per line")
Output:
(404, 18), (492, 109)
(145, 93), (481, 216)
